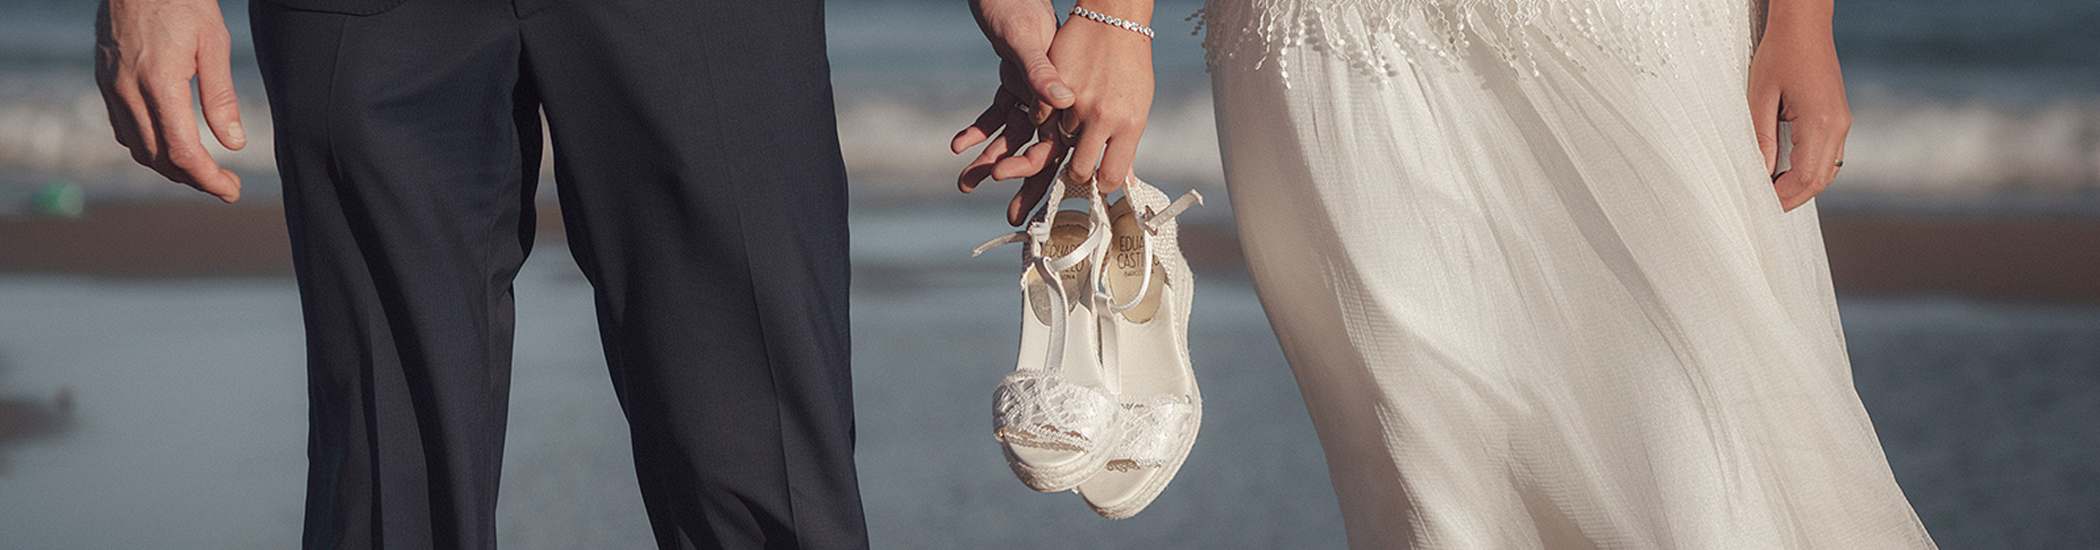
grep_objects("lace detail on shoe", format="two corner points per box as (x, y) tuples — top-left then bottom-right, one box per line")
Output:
(1105, 394), (1199, 470)
(994, 370), (1122, 453)
(1195, 0), (1752, 84)
(979, 171), (1122, 462)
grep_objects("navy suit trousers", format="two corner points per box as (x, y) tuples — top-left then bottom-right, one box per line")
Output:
(250, 0), (866, 548)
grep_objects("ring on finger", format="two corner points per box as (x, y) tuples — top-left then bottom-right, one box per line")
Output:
(1057, 115), (1081, 141)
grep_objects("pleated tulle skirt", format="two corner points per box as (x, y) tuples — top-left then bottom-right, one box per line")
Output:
(1202, 0), (1938, 547)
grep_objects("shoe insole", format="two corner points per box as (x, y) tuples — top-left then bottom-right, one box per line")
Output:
(1028, 210), (1099, 326)
(1106, 199), (1166, 323)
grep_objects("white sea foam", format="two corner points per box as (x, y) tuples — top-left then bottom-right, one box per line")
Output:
(1841, 96), (2100, 195)
(6, 70), (2098, 203)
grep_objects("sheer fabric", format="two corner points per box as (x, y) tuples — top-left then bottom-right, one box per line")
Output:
(1205, 0), (1938, 547)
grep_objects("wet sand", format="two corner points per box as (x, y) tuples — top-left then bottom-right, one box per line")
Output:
(0, 202), (2096, 548)
(2, 200), (2094, 302)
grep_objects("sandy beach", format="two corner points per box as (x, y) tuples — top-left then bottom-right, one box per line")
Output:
(1, 198), (2097, 548)
(3, 199), (2095, 300)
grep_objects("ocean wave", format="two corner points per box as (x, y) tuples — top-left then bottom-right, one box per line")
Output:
(1840, 96), (2100, 195)
(6, 71), (2098, 202)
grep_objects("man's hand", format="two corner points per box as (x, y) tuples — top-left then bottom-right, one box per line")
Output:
(954, 0), (1077, 225)
(95, 0), (245, 203)
(1750, 0), (1848, 213)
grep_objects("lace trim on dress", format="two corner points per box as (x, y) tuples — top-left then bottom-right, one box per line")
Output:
(1195, 0), (1750, 84)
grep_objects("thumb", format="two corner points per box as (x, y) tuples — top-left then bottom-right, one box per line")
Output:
(197, 39), (246, 151)
(1019, 52), (1074, 110)
(1751, 88), (1781, 177)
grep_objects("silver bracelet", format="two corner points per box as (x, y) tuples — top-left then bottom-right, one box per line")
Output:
(1069, 6), (1155, 39)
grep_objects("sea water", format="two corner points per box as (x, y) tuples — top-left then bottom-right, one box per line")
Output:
(1, 0), (2099, 204)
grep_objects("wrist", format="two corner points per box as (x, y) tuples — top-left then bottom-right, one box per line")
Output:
(1070, 5), (1155, 40)
(1761, 0), (1833, 40)
(1072, 0), (1152, 27)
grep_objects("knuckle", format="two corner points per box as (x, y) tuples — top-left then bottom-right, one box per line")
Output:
(112, 82), (145, 103)
(143, 73), (192, 95)
(166, 145), (207, 166)
(205, 87), (239, 108)
(1806, 113), (1845, 129)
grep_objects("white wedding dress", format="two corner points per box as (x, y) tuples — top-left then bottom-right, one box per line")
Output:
(1200, 0), (1938, 547)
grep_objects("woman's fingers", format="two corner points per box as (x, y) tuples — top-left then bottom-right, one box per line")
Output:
(1750, 87), (1782, 177)
(1065, 125), (1111, 185)
(1775, 112), (1848, 211)
(1094, 121), (1143, 194)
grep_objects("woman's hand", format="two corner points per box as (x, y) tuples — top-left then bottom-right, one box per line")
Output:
(1749, 0), (1849, 212)
(1033, 2), (1153, 199)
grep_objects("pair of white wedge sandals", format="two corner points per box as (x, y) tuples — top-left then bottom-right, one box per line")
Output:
(973, 169), (1205, 520)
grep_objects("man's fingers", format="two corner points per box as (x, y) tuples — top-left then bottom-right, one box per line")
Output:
(976, 106), (1033, 165)
(1008, 152), (1064, 226)
(1018, 52), (1074, 110)
(196, 34), (245, 151)
(102, 85), (144, 150)
(959, 108), (1033, 192)
(188, 168), (243, 203)
(959, 163), (998, 194)
(952, 88), (1018, 154)
(992, 138), (1055, 181)
(959, 133), (1015, 193)
(1751, 88), (1781, 177)
(121, 87), (159, 164)
(1007, 171), (1052, 226)
(144, 73), (239, 202)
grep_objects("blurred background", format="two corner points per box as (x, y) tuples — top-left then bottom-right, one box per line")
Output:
(1, 0), (2096, 547)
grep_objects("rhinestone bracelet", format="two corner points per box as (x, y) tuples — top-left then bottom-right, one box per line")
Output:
(1069, 6), (1155, 39)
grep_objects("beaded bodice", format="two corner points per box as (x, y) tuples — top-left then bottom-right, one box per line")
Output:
(1196, 0), (1759, 84)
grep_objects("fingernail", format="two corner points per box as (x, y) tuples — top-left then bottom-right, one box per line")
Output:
(231, 121), (246, 143)
(1049, 83), (1073, 101)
